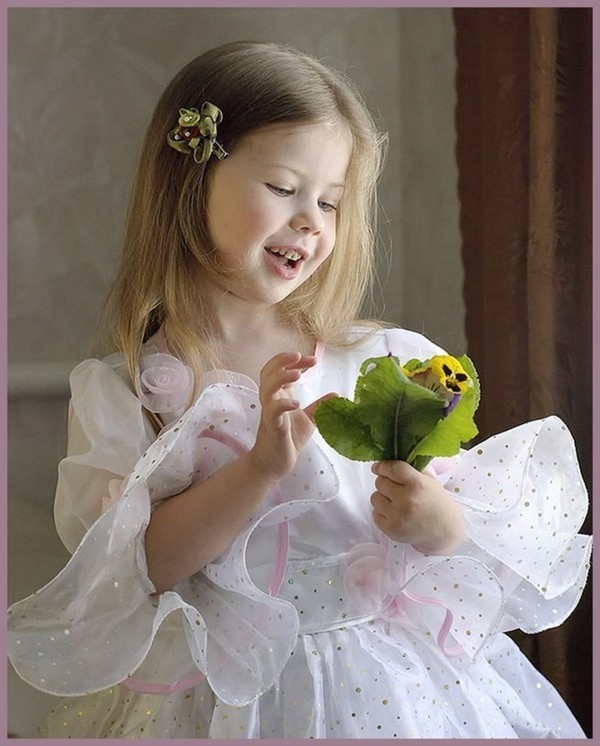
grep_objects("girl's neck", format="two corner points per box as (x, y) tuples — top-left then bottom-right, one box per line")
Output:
(208, 290), (314, 381)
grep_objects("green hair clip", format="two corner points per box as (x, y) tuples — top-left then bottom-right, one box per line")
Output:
(167, 102), (229, 164)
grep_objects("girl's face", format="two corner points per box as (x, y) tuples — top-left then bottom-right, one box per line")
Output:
(206, 121), (352, 307)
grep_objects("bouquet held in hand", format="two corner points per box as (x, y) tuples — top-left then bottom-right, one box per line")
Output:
(314, 353), (480, 471)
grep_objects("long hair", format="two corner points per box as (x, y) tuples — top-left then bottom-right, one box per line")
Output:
(101, 41), (387, 392)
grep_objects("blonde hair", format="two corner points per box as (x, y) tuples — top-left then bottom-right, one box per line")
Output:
(101, 41), (387, 391)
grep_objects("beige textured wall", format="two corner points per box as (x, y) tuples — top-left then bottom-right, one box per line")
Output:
(7, 7), (462, 737)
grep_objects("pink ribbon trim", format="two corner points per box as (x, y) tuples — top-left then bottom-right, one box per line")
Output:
(120, 670), (207, 695)
(398, 589), (464, 657)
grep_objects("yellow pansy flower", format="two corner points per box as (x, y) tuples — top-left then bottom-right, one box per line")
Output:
(403, 355), (471, 402)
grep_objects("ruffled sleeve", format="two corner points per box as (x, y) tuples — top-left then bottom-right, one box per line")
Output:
(445, 415), (592, 635)
(8, 375), (338, 705)
(54, 358), (158, 554)
(341, 416), (591, 660)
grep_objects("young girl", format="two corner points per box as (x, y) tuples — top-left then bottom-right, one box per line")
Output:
(8, 41), (591, 739)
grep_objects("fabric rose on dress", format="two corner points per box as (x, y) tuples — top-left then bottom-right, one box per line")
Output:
(341, 542), (412, 623)
(341, 543), (390, 615)
(136, 353), (193, 414)
(341, 541), (465, 656)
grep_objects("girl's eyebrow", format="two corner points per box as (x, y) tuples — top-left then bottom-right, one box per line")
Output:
(265, 163), (346, 189)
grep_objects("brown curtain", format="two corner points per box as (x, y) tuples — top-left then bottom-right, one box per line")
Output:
(454, 7), (592, 736)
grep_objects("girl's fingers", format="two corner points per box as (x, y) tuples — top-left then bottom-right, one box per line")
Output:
(275, 366), (303, 389)
(260, 354), (317, 401)
(370, 491), (391, 512)
(372, 460), (420, 488)
(262, 395), (301, 430)
(260, 352), (317, 383)
(260, 369), (301, 405)
(272, 397), (301, 415)
(371, 509), (388, 532)
(373, 474), (406, 499)
(257, 351), (319, 430)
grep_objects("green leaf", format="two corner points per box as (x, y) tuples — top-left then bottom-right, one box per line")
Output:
(314, 396), (386, 461)
(402, 357), (426, 373)
(353, 357), (445, 459)
(353, 356), (412, 455)
(410, 454), (434, 472)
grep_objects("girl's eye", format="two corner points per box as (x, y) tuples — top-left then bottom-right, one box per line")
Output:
(266, 184), (292, 197)
(318, 200), (337, 212)
(267, 183), (338, 212)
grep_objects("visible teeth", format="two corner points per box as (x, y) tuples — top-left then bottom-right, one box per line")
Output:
(268, 248), (302, 261)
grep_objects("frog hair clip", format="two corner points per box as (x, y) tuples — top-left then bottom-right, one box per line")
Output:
(167, 102), (229, 164)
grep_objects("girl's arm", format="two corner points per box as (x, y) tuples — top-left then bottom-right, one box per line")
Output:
(145, 352), (329, 593)
(145, 450), (281, 593)
(369, 460), (467, 555)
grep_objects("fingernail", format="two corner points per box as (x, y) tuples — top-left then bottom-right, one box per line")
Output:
(371, 462), (380, 474)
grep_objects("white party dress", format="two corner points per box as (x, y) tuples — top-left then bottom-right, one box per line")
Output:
(7, 327), (591, 739)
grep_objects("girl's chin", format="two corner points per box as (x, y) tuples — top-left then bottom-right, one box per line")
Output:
(215, 282), (298, 308)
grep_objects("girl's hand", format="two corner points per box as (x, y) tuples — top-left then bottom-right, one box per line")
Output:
(249, 351), (334, 482)
(370, 460), (466, 555)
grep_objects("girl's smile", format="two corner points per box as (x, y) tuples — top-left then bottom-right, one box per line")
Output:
(263, 244), (306, 279)
(206, 122), (352, 305)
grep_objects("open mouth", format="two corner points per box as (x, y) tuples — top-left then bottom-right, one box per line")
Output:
(265, 247), (304, 270)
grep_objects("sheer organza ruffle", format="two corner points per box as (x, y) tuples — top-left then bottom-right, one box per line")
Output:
(340, 416), (590, 662)
(8, 376), (338, 705)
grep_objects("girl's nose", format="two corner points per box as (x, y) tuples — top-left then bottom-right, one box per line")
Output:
(289, 204), (324, 234)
